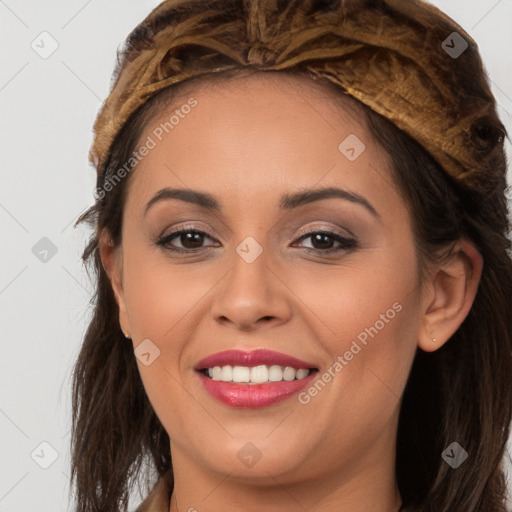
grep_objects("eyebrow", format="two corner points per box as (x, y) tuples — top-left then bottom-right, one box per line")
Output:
(144, 186), (380, 218)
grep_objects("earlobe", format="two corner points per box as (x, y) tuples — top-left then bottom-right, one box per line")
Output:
(418, 239), (483, 353)
(98, 229), (132, 338)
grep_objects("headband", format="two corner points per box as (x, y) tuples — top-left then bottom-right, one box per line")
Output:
(89, 0), (507, 195)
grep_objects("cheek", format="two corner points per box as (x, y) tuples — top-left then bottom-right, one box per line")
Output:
(291, 285), (419, 470)
(123, 252), (200, 429)
(121, 247), (221, 414)
(295, 242), (421, 420)
(122, 246), (211, 342)
(292, 243), (420, 357)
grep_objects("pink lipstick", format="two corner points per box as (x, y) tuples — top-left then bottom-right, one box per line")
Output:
(194, 349), (318, 408)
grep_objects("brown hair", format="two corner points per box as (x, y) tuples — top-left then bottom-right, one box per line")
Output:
(71, 1), (512, 511)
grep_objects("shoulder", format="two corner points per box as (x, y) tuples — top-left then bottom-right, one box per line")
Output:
(135, 471), (173, 512)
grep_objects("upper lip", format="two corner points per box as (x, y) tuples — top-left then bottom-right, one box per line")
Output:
(195, 349), (318, 370)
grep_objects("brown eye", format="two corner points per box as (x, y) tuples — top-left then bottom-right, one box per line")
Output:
(156, 228), (218, 253)
(294, 230), (357, 254)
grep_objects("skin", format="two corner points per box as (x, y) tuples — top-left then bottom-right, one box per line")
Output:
(100, 71), (482, 512)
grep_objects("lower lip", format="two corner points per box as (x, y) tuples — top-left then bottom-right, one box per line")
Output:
(196, 371), (317, 408)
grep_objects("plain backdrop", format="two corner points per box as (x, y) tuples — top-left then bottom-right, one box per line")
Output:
(1, 1), (511, 510)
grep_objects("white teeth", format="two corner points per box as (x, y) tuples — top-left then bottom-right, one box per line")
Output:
(221, 365), (233, 382)
(232, 366), (250, 383)
(207, 365), (311, 383)
(282, 366), (296, 381)
(268, 365), (283, 382)
(250, 365), (268, 383)
(296, 368), (310, 379)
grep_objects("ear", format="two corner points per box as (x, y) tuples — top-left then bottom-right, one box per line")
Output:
(98, 229), (131, 339)
(418, 239), (483, 352)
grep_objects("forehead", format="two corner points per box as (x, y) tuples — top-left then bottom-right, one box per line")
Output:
(153, 69), (368, 130)
(124, 70), (395, 215)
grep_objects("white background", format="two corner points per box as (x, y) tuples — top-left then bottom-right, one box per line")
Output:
(0, 1), (511, 510)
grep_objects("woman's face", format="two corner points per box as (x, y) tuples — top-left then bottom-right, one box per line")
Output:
(106, 72), (425, 496)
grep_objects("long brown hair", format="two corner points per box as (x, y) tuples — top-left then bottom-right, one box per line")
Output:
(71, 1), (512, 510)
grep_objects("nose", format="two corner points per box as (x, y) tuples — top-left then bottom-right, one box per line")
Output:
(210, 250), (292, 332)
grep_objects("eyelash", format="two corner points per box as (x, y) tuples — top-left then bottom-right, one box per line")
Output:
(155, 225), (357, 255)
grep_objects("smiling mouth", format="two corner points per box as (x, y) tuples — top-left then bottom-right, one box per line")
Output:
(198, 365), (319, 385)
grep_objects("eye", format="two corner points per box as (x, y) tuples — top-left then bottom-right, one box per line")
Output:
(155, 226), (357, 255)
(156, 226), (219, 254)
(293, 229), (357, 254)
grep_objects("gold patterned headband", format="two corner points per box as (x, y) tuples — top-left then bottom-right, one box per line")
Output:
(90, 0), (507, 195)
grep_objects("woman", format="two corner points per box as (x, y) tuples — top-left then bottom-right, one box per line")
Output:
(71, 0), (512, 511)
